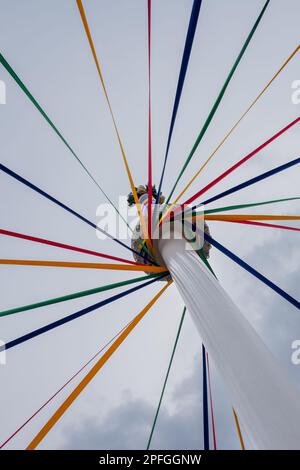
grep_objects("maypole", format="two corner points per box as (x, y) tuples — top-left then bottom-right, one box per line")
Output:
(158, 236), (300, 449)
(1, 0), (299, 452)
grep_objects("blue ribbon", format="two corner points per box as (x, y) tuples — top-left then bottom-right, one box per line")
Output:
(156, 0), (202, 204)
(0, 162), (147, 261)
(202, 344), (210, 450)
(203, 157), (300, 206)
(205, 233), (300, 310)
(2, 274), (166, 352)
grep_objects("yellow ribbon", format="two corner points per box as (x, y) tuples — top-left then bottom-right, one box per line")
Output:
(232, 408), (245, 450)
(159, 45), (300, 227)
(76, 0), (153, 254)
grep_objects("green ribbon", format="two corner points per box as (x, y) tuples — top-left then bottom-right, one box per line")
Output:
(147, 307), (186, 450)
(0, 52), (158, 263)
(203, 196), (300, 215)
(0, 273), (165, 318)
(0, 52), (133, 235)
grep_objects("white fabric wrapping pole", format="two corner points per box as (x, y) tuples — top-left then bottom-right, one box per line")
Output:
(159, 237), (300, 450)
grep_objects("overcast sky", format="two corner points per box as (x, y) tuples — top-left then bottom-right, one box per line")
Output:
(0, 0), (299, 450)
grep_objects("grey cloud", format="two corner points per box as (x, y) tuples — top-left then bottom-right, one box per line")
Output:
(60, 355), (239, 450)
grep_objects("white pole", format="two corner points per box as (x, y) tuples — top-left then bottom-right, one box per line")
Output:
(159, 237), (300, 449)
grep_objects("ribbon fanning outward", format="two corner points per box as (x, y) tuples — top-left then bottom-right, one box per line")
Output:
(2, 274), (168, 353)
(0, 274), (164, 318)
(156, 0), (202, 204)
(224, 219), (300, 233)
(147, 307), (186, 450)
(0, 53), (130, 231)
(232, 408), (245, 450)
(26, 280), (172, 450)
(184, 117), (300, 205)
(0, 229), (139, 266)
(166, 0), (271, 203)
(76, 0), (152, 251)
(206, 353), (217, 450)
(160, 101), (300, 228)
(205, 214), (300, 222)
(205, 233), (300, 310)
(0, 319), (134, 449)
(167, 45), (300, 206)
(202, 157), (300, 206)
(202, 344), (210, 450)
(147, 0), (153, 240)
(161, 166), (300, 233)
(0, 163), (149, 262)
(204, 197), (300, 215)
(0, 259), (165, 272)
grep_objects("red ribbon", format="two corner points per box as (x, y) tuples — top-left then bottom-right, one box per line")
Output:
(0, 229), (140, 265)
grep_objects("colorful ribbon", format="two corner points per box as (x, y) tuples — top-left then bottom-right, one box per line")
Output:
(205, 233), (300, 310)
(204, 197), (300, 215)
(156, 0), (202, 203)
(0, 162), (149, 261)
(184, 117), (300, 205)
(203, 157), (300, 206)
(205, 214), (300, 222)
(2, 274), (168, 353)
(0, 53), (130, 230)
(220, 219), (300, 232)
(202, 344), (210, 450)
(26, 280), (172, 449)
(147, 0), (153, 240)
(232, 408), (245, 450)
(0, 228), (139, 265)
(206, 353), (217, 450)
(0, 273), (164, 318)
(168, 45), (300, 205)
(0, 259), (165, 272)
(147, 307), (186, 450)
(0, 318), (134, 449)
(166, 0), (271, 203)
(76, 0), (152, 254)
(159, 119), (300, 227)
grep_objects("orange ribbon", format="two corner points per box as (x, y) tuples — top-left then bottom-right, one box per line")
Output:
(26, 280), (172, 450)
